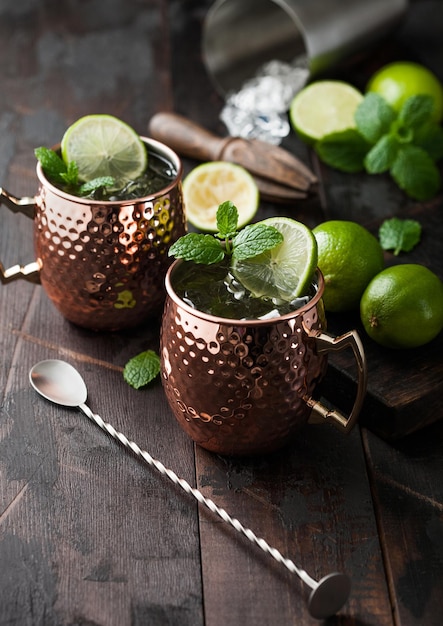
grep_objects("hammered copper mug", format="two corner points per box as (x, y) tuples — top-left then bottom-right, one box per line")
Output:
(161, 261), (367, 456)
(0, 137), (186, 331)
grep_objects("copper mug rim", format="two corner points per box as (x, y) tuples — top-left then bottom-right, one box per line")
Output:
(35, 135), (184, 205)
(164, 258), (325, 326)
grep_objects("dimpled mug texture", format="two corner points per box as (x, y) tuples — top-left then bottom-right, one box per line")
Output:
(34, 140), (186, 331)
(160, 268), (328, 455)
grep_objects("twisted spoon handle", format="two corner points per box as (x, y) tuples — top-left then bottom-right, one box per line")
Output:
(78, 402), (317, 590)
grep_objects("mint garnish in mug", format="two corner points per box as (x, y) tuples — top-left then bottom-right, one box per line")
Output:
(169, 200), (283, 265)
(35, 146), (115, 196)
(35, 114), (176, 200)
(169, 201), (318, 318)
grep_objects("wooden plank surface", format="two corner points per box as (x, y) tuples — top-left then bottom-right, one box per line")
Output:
(0, 1), (442, 626)
(362, 422), (443, 626)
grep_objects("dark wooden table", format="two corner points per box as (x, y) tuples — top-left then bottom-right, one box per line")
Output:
(1, 1), (442, 625)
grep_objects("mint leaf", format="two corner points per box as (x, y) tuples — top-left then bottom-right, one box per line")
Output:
(398, 94), (434, 130)
(315, 129), (370, 173)
(379, 217), (421, 255)
(79, 176), (115, 195)
(216, 200), (238, 239)
(232, 223), (283, 261)
(168, 233), (225, 264)
(60, 160), (79, 186)
(355, 93), (396, 143)
(365, 134), (399, 173)
(123, 350), (160, 389)
(414, 122), (443, 161)
(391, 145), (440, 200)
(35, 146), (68, 183)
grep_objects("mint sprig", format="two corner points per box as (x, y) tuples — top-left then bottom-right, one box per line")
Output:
(169, 200), (283, 264)
(315, 93), (443, 200)
(35, 146), (115, 197)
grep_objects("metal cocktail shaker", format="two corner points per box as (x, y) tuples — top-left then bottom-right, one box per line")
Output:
(203, 0), (408, 96)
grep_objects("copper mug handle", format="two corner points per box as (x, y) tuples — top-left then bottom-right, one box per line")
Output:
(306, 329), (367, 433)
(0, 187), (41, 284)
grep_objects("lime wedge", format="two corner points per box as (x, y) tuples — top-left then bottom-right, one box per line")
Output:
(290, 81), (363, 144)
(183, 161), (259, 232)
(232, 217), (318, 300)
(61, 114), (147, 183)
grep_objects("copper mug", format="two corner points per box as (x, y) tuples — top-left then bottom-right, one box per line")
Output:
(0, 137), (186, 331)
(161, 261), (367, 456)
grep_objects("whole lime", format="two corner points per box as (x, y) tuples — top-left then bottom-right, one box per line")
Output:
(313, 220), (384, 312)
(360, 264), (443, 349)
(367, 61), (443, 122)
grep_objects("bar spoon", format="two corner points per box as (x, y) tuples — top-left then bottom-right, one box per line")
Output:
(29, 358), (351, 619)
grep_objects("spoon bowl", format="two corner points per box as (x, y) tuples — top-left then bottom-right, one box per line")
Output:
(30, 359), (87, 407)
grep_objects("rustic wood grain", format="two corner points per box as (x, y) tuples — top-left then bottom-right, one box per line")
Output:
(362, 421), (443, 626)
(1, 1), (442, 625)
(195, 427), (394, 626)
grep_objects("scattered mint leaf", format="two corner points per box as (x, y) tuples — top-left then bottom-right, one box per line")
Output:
(390, 145), (440, 201)
(398, 94), (434, 130)
(168, 232), (225, 264)
(365, 134), (399, 173)
(355, 93), (396, 143)
(216, 200), (239, 239)
(123, 350), (160, 389)
(414, 122), (443, 161)
(379, 217), (422, 255)
(35, 147), (69, 184)
(79, 176), (115, 196)
(315, 129), (370, 173)
(232, 223), (283, 261)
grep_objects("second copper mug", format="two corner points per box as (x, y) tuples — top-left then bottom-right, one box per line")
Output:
(0, 137), (186, 331)
(161, 260), (367, 456)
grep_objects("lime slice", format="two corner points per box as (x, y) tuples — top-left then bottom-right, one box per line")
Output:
(183, 161), (259, 232)
(289, 81), (363, 144)
(232, 217), (318, 300)
(61, 114), (147, 183)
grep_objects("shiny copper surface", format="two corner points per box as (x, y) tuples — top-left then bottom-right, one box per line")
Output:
(160, 263), (329, 455)
(33, 138), (186, 330)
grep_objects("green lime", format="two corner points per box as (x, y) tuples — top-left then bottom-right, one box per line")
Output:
(231, 217), (318, 300)
(313, 220), (384, 312)
(289, 80), (364, 144)
(360, 264), (443, 349)
(61, 114), (147, 183)
(183, 161), (259, 232)
(367, 61), (443, 122)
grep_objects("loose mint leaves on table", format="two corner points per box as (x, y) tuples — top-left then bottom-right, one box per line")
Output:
(168, 200), (283, 265)
(123, 350), (161, 389)
(379, 217), (422, 256)
(315, 94), (443, 200)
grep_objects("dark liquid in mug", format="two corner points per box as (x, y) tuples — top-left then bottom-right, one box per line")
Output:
(172, 259), (318, 320)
